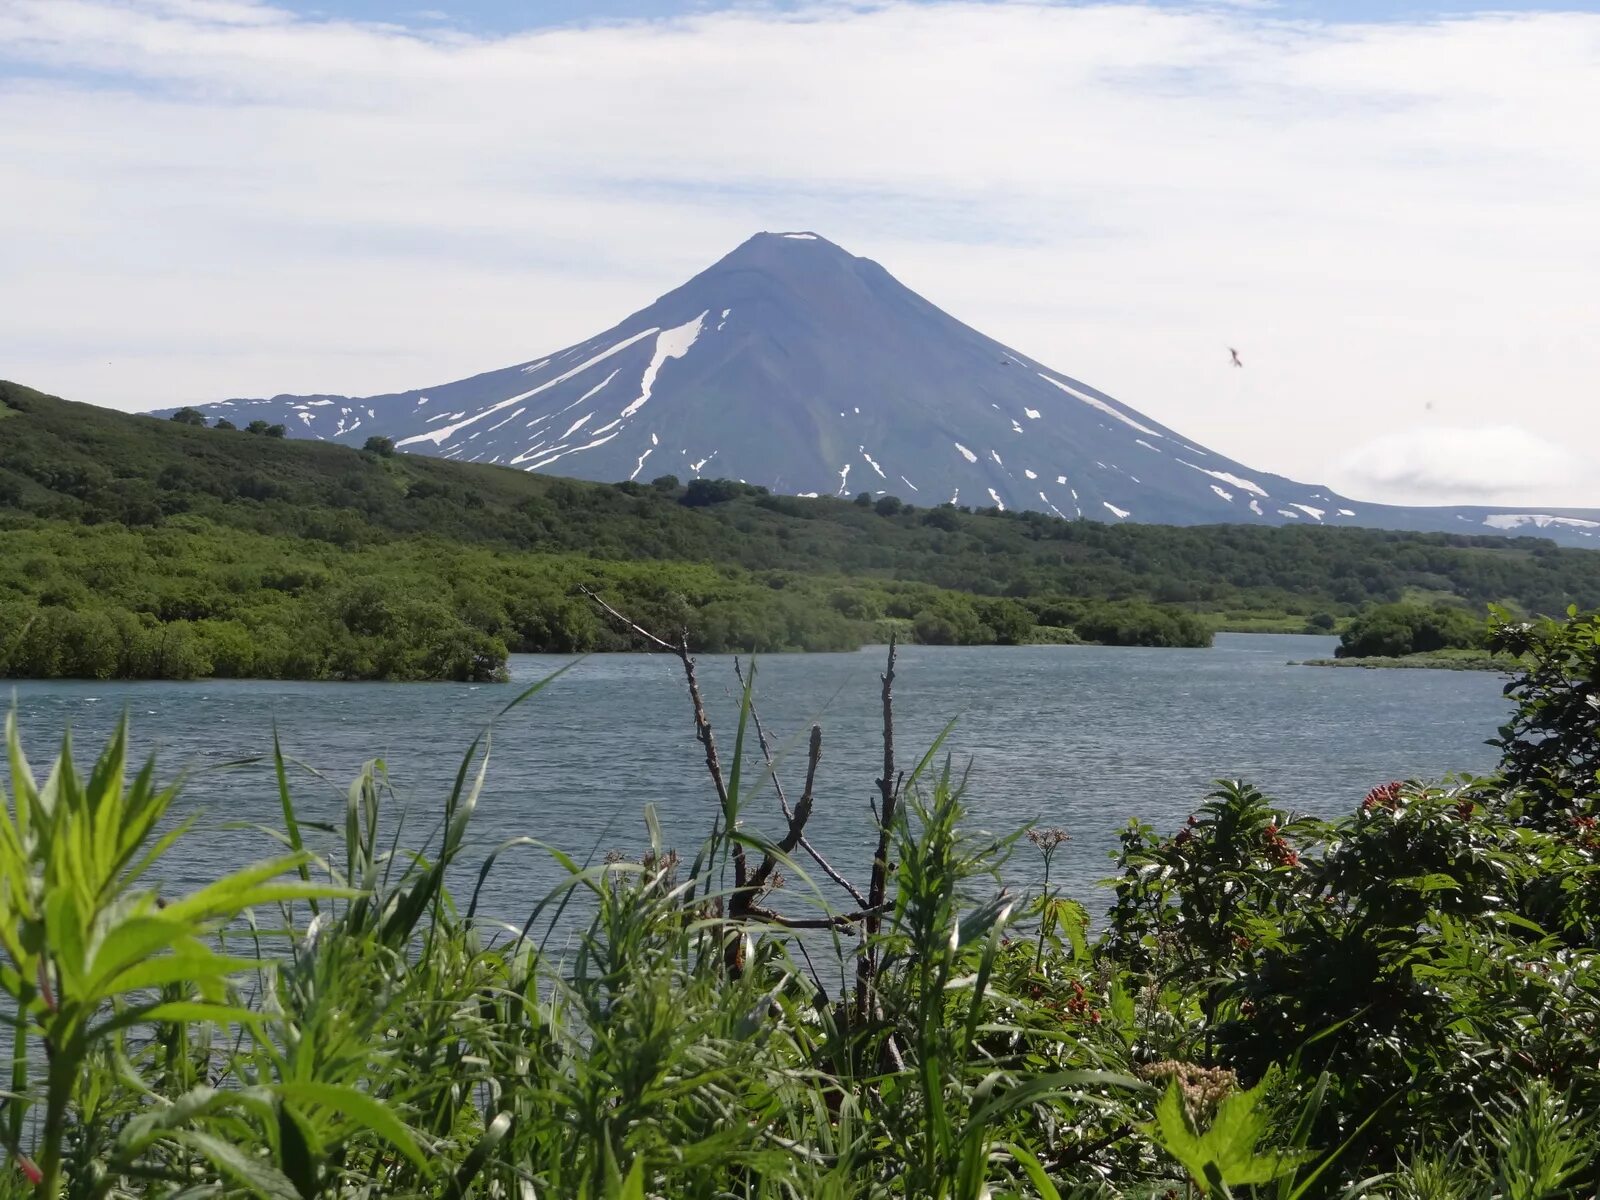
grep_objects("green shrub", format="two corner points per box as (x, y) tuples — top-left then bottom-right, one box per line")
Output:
(1336, 601), (1485, 658)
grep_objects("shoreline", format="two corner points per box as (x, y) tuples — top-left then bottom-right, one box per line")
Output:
(1295, 652), (1515, 673)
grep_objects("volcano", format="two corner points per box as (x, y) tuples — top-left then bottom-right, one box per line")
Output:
(163, 231), (1600, 545)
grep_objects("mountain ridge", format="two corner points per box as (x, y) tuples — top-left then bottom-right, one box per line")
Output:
(158, 232), (1600, 547)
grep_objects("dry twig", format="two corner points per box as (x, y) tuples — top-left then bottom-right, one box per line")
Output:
(585, 590), (885, 979)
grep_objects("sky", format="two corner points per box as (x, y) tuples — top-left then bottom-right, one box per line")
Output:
(2, 0), (1597, 509)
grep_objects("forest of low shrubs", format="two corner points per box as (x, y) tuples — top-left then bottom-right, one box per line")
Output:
(1335, 601), (1490, 659)
(2, 606), (1597, 1197)
(0, 522), (1215, 681)
(7, 380), (1600, 633)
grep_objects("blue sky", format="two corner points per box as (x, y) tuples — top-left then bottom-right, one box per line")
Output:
(3, 0), (1599, 506)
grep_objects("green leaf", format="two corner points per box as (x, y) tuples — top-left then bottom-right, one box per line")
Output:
(90, 1000), (270, 1044)
(616, 1155), (646, 1200)
(1144, 1081), (1314, 1194)
(172, 1129), (302, 1200)
(999, 1143), (1062, 1200)
(275, 1081), (428, 1172)
(446, 1111), (512, 1200)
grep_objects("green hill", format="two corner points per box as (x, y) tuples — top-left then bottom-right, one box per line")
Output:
(4, 380), (1599, 680)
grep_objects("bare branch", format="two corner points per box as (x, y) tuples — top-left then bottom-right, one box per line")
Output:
(856, 635), (899, 1020)
(731, 656), (869, 905)
(579, 586), (677, 652)
(585, 589), (741, 904)
(751, 724), (822, 890)
(797, 835), (872, 910)
(747, 901), (891, 930)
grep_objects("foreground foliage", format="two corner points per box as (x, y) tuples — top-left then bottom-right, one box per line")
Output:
(1, 609), (1598, 1197)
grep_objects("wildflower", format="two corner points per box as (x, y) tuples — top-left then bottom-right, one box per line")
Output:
(1135, 1061), (1239, 1124)
(1026, 826), (1070, 853)
(1262, 821), (1299, 867)
(16, 1156), (41, 1185)
(1062, 979), (1097, 1019)
(1363, 781), (1403, 812)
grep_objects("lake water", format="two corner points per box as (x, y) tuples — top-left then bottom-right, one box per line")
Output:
(5, 634), (1512, 926)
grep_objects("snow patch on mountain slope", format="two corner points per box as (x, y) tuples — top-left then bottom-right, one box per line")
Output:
(576, 369), (621, 406)
(400, 330), (655, 449)
(1103, 502), (1130, 519)
(521, 430), (623, 471)
(1483, 513), (1600, 531)
(1211, 485), (1233, 501)
(987, 488), (1005, 510)
(1292, 504), (1326, 521)
(1037, 374), (1165, 438)
(620, 313), (707, 420)
(1176, 459), (1269, 498)
(954, 442), (977, 463)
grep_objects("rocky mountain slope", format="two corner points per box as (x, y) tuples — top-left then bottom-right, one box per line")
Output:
(160, 232), (1600, 546)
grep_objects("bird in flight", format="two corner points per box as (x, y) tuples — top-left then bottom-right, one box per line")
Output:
(1229, 348), (1243, 368)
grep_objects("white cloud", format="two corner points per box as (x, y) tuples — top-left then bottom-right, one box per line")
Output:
(0, 1), (1597, 506)
(1332, 426), (1593, 508)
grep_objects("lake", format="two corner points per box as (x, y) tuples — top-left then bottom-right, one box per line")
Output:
(5, 634), (1511, 927)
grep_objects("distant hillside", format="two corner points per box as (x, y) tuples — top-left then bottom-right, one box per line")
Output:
(155, 231), (1600, 546)
(7, 380), (1600, 624)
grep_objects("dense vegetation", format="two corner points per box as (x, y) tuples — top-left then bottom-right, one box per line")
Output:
(7, 381), (1600, 612)
(2, 607), (1598, 1198)
(5, 378), (1600, 679)
(0, 521), (1217, 681)
(1334, 601), (1489, 659)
